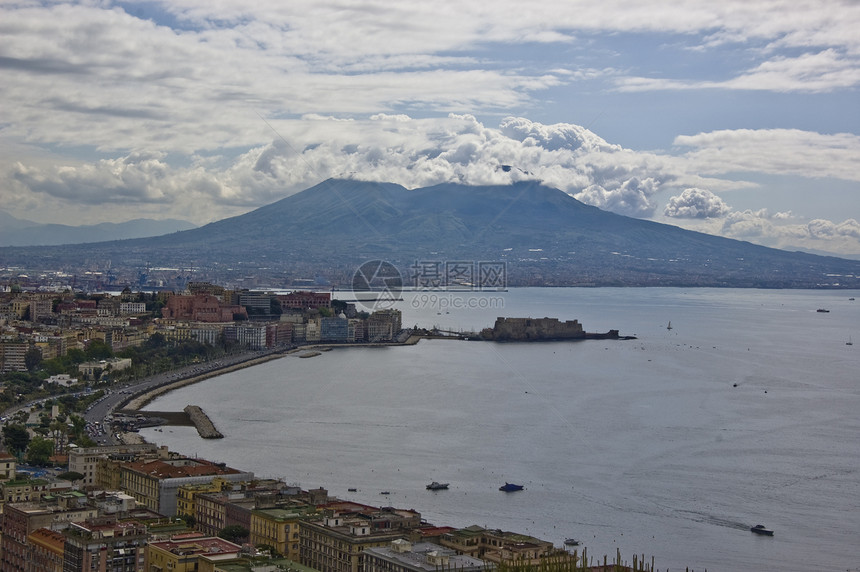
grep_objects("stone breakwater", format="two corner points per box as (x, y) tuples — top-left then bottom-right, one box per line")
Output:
(183, 405), (223, 439)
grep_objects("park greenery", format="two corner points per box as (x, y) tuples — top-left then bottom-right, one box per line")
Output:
(1, 331), (240, 465)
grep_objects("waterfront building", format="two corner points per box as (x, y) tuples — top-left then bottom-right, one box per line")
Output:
(438, 526), (560, 566)
(366, 309), (402, 342)
(77, 358), (132, 381)
(188, 324), (224, 346)
(68, 444), (160, 490)
(319, 317), (348, 342)
(265, 322), (291, 347)
(305, 320), (320, 343)
(234, 291), (273, 315)
(363, 539), (488, 572)
(277, 292), (331, 311)
(161, 294), (246, 323)
(298, 504), (422, 572)
(224, 325), (267, 350)
(120, 458), (253, 517)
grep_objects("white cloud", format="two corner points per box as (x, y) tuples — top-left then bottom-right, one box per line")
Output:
(674, 129), (860, 181)
(1, 1), (858, 254)
(664, 188), (731, 219)
(617, 49), (860, 93)
(3, 115), (681, 221)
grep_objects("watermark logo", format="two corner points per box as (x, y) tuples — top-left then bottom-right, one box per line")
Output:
(352, 260), (403, 309)
(352, 259), (507, 310)
(410, 260), (507, 290)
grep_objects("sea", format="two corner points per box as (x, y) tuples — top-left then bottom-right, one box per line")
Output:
(139, 287), (860, 572)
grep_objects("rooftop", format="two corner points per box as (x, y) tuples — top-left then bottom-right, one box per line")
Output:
(149, 536), (242, 557)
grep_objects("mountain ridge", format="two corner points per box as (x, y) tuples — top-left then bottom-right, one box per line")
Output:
(1, 178), (859, 289)
(0, 211), (196, 247)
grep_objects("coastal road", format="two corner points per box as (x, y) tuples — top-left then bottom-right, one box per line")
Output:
(81, 349), (284, 445)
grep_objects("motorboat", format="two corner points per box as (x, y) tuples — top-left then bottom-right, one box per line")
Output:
(750, 524), (774, 536)
(564, 538), (580, 546)
(499, 482), (524, 492)
(426, 481), (449, 490)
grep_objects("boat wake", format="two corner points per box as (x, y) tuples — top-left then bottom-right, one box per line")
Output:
(677, 510), (749, 530)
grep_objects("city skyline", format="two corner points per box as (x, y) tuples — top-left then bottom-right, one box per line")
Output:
(2, 1), (859, 256)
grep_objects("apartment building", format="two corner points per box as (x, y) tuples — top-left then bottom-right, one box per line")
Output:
(144, 534), (241, 572)
(120, 459), (253, 517)
(362, 539), (487, 572)
(62, 518), (149, 572)
(298, 504), (422, 572)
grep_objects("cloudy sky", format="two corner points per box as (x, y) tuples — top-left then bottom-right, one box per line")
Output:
(2, 1), (860, 256)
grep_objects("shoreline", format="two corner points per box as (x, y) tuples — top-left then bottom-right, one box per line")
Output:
(121, 335), (425, 415)
(117, 330), (628, 442)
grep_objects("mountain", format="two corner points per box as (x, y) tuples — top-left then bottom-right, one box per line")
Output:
(0, 212), (196, 247)
(2, 178), (859, 289)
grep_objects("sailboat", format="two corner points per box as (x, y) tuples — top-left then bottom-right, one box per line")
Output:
(847, 336), (853, 346)
(667, 321), (673, 330)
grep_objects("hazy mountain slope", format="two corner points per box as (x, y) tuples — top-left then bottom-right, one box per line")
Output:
(1, 179), (859, 288)
(0, 212), (196, 246)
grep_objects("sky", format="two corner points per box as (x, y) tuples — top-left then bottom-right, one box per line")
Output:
(2, 0), (860, 257)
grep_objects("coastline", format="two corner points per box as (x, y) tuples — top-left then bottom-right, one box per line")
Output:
(117, 335), (426, 442)
(117, 329), (629, 442)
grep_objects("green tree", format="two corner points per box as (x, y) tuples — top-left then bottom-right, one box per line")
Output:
(218, 525), (249, 544)
(57, 471), (85, 482)
(85, 339), (113, 361)
(25, 435), (54, 466)
(69, 414), (87, 441)
(24, 347), (43, 372)
(2, 424), (30, 455)
(178, 514), (197, 528)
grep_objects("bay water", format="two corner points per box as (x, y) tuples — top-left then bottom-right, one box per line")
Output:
(140, 288), (860, 571)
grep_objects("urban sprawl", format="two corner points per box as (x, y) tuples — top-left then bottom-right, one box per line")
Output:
(0, 281), (651, 572)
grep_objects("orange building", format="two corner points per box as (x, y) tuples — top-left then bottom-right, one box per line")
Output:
(161, 294), (246, 322)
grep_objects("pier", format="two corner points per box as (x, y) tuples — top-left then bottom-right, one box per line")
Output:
(184, 405), (223, 439)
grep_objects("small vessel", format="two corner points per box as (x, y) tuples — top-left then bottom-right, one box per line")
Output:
(847, 336), (853, 346)
(816, 308), (830, 313)
(666, 321), (673, 330)
(347, 488), (357, 492)
(750, 524), (774, 536)
(426, 481), (449, 490)
(499, 482), (524, 492)
(564, 538), (580, 546)
(380, 491), (390, 495)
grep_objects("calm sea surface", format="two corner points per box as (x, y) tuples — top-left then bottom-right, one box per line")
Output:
(141, 288), (860, 572)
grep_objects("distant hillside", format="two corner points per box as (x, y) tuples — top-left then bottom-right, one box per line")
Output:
(1, 179), (860, 288)
(0, 212), (196, 246)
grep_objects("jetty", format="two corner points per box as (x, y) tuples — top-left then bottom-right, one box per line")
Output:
(184, 405), (223, 439)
